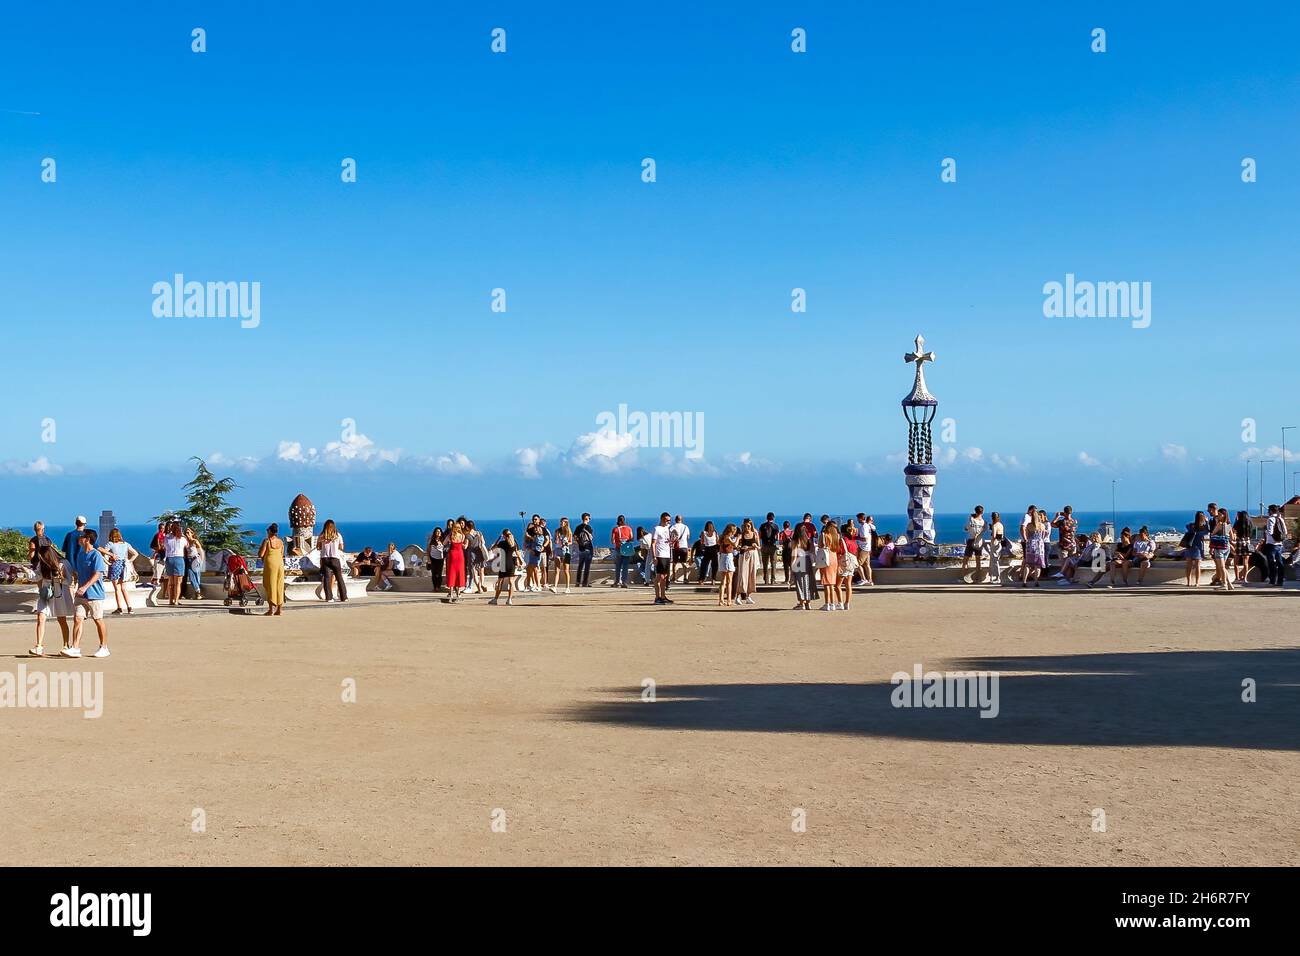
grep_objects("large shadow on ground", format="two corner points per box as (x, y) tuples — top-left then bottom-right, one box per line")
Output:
(567, 649), (1300, 750)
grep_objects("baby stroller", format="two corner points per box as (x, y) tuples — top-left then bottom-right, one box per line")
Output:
(223, 553), (264, 608)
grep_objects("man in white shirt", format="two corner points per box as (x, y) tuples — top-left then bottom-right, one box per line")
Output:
(650, 512), (676, 605)
(1020, 505), (1037, 545)
(670, 515), (691, 585)
(962, 505), (986, 576)
(855, 513), (875, 586)
(379, 542), (405, 591)
(1261, 505), (1288, 587)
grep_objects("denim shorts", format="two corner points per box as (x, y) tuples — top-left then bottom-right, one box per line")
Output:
(165, 556), (186, 576)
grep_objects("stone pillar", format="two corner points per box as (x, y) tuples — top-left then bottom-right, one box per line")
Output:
(98, 510), (117, 544)
(904, 465), (936, 550)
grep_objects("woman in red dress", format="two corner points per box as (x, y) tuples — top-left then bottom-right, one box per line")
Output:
(445, 521), (467, 602)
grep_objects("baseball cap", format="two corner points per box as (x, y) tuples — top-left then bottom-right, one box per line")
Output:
(75, 515), (88, 526)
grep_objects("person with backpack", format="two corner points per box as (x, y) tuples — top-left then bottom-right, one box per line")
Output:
(1261, 504), (1288, 587)
(573, 513), (595, 586)
(31, 544), (73, 657)
(1182, 511), (1211, 587)
(610, 515), (634, 588)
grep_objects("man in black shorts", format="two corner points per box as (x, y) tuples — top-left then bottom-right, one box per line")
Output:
(650, 512), (676, 605)
(758, 512), (779, 585)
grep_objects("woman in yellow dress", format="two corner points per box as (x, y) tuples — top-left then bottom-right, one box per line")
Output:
(258, 523), (285, 615)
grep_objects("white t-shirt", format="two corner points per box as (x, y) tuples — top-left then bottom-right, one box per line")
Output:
(1020, 513), (1035, 539)
(164, 535), (187, 558)
(651, 525), (675, 559)
(388, 551), (405, 572)
(965, 516), (986, 540)
(670, 523), (690, 549)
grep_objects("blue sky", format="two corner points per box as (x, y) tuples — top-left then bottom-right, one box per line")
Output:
(2, 2), (1298, 523)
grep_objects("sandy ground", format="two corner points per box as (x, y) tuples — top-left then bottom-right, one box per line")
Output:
(1, 582), (1296, 866)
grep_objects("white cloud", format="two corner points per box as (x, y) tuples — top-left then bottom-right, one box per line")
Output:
(1239, 445), (1295, 462)
(1078, 451), (1102, 468)
(1160, 443), (1188, 463)
(569, 429), (639, 472)
(275, 432), (400, 470)
(514, 443), (559, 479)
(0, 456), (62, 476)
(430, 451), (476, 475)
(207, 451), (260, 472)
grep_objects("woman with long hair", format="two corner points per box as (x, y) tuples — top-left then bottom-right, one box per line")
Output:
(318, 519), (348, 602)
(1184, 511), (1209, 587)
(1108, 526), (1133, 586)
(717, 523), (738, 607)
(1021, 510), (1048, 587)
(183, 527), (205, 601)
(734, 518), (760, 605)
(790, 527), (813, 610)
(31, 544), (73, 656)
(426, 527), (445, 592)
(551, 517), (572, 593)
(100, 528), (139, 615)
(163, 521), (188, 606)
(257, 523), (285, 615)
(839, 521), (858, 609)
(1231, 510), (1254, 584)
(445, 520), (467, 602)
(465, 519), (488, 594)
(819, 521), (842, 609)
(1210, 510), (1234, 591)
(489, 529), (519, 606)
(697, 521), (719, 584)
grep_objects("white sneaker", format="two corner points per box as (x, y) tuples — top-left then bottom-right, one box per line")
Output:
(60, 647), (81, 658)
(565, 588), (571, 594)
(28, 646), (44, 657)
(92, 646), (110, 658)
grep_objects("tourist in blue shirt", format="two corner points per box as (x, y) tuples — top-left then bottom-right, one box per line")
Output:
(68, 529), (110, 659)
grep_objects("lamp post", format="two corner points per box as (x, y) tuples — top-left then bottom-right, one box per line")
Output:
(1283, 426), (1296, 501)
(1246, 459), (1253, 514)
(1259, 460), (1274, 515)
(1111, 478), (1120, 533)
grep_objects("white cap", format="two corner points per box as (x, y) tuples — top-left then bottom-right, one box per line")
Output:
(75, 515), (88, 525)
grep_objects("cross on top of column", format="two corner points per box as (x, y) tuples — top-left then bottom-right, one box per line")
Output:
(902, 333), (937, 404)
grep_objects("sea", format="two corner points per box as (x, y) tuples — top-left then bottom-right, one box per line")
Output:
(40, 511), (1199, 554)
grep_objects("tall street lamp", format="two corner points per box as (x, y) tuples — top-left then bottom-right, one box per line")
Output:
(1260, 460), (1274, 515)
(1283, 426), (1296, 501)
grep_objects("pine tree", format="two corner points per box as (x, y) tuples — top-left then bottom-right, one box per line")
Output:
(156, 457), (253, 553)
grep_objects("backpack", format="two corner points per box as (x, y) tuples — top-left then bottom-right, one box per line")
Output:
(619, 539), (638, 557)
(1271, 517), (1286, 543)
(575, 527), (592, 548)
